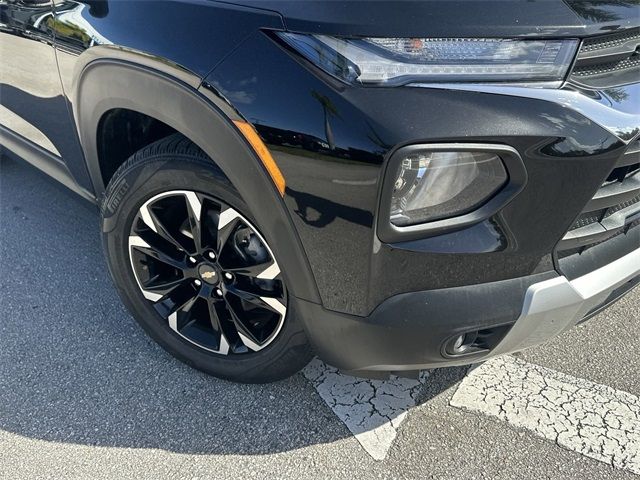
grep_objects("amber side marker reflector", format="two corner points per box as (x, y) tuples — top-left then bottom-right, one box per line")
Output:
(233, 120), (286, 197)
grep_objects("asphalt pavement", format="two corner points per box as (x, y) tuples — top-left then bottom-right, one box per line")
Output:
(1, 155), (638, 479)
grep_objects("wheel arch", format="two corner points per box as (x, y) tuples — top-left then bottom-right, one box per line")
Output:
(73, 55), (320, 304)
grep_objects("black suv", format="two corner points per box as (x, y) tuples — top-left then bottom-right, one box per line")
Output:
(1, 0), (639, 383)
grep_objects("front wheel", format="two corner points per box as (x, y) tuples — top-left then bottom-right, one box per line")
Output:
(100, 134), (312, 383)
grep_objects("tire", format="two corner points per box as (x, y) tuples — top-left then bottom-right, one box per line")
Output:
(100, 133), (312, 383)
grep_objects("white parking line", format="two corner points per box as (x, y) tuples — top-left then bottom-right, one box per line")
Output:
(451, 356), (640, 475)
(303, 358), (429, 460)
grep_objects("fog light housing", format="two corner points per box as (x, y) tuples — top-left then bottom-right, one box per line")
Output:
(390, 151), (508, 227)
(377, 144), (527, 243)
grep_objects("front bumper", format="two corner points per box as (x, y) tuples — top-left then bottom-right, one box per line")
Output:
(492, 247), (640, 356)
(298, 247), (640, 374)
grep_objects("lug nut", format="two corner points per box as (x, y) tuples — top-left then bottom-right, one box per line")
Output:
(207, 251), (216, 261)
(224, 272), (233, 281)
(215, 288), (223, 297)
(194, 279), (202, 287)
(188, 256), (197, 264)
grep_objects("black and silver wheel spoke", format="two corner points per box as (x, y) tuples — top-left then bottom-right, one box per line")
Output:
(129, 190), (287, 355)
(205, 298), (226, 337)
(142, 277), (187, 296)
(226, 285), (284, 314)
(200, 199), (221, 251)
(224, 286), (286, 350)
(226, 302), (265, 352)
(129, 235), (186, 270)
(152, 281), (197, 318)
(216, 208), (241, 258)
(140, 191), (204, 255)
(183, 191), (204, 253)
(225, 259), (280, 280)
(141, 203), (190, 253)
(154, 217), (191, 253)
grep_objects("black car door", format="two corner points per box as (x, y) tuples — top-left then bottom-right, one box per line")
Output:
(0, 0), (91, 194)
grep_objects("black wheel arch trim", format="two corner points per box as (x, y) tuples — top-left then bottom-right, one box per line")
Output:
(73, 56), (320, 304)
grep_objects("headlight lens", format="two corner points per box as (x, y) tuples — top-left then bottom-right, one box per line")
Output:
(390, 151), (508, 226)
(278, 33), (578, 86)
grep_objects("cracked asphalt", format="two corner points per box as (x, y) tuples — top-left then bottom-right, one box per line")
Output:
(1, 155), (639, 479)
(303, 358), (430, 460)
(451, 356), (640, 474)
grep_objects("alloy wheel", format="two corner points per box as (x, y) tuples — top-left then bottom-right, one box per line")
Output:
(128, 190), (286, 355)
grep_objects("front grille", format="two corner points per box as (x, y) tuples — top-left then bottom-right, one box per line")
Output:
(559, 140), (640, 256)
(572, 56), (640, 78)
(581, 28), (640, 53)
(569, 27), (640, 89)
(569, 194), (640, 232)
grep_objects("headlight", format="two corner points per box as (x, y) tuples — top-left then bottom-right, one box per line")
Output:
(390, 151), (508, 226)
(277, 33), (578, 86)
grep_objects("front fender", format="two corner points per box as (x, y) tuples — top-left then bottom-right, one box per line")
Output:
(73, 57), (320, 304)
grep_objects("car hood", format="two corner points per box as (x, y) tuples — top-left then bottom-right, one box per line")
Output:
(220, 0), (639, 37)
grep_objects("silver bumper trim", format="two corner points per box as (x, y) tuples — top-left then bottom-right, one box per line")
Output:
(493, 247), (640, 355)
